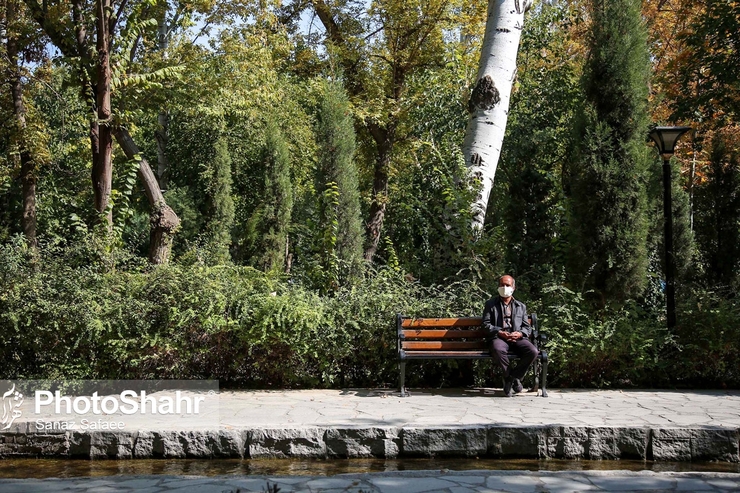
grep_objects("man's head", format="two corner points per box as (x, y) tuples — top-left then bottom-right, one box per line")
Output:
(498, 275), (515, 300)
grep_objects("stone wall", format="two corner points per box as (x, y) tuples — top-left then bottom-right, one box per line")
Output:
(1, 426), (738, 461)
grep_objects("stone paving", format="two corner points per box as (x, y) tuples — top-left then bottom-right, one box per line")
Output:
(2, 389), (740, 461)
(1, 470), (740, 492)
(215, 388), (740, 429)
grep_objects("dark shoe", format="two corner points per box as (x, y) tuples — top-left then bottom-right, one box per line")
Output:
(512, 378), (524, 394)
(502, 376), (514, 397)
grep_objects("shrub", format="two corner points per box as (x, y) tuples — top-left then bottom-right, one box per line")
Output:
(671, 289), (740, 387)
(1, 239), (737, 389)
(537, 283), (673, 387)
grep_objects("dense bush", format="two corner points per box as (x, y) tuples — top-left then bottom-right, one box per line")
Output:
(671, 289), (740, 387)
(1, 240), (738, 389)
(536, 284), (673, 387)
(0, 239), (489, 388)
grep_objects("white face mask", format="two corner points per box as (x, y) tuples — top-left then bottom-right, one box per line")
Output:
(498, 286), (514, 298)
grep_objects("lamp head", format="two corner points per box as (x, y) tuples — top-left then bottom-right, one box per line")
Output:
(648, 126), (692, 159)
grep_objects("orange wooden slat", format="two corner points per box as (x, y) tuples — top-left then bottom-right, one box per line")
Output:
(401, 317), (482, 328)
(401, 329), (487, 339)
(402, 341), (488, 350)
(401, 350), (490, 358)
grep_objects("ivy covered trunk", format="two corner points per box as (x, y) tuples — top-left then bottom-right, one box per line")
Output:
(463, 0), (530, 232)
(364, 125), (394, 262)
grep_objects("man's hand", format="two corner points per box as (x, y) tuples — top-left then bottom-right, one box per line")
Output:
(499, 331), (523, 341)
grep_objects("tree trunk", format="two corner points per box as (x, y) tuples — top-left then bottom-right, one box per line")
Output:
(6, 0), (37, 247)
(113, 126), (180, 264)
(362, 63), (403, 262)
(689, 144), (696, 231)
(463, 0), (530, 232)
(91, 0), (113, 228)
(364, 125), (394, 261)
(20, 155), (37, 247)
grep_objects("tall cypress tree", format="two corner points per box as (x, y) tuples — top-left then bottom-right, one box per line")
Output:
(567, 0), (652, 302)
(694, 132), (740, 288)
(315, 81), (364, 287)
(203, 136), (235, 262)
(496, 1), (580, 290)
(167, 111), (233, 262)
(261, 120), (293, 272)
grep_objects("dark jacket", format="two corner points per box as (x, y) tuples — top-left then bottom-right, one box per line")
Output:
(482, 296), (531, 340)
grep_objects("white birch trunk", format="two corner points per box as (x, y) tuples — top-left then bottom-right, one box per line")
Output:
(463, 0), (530, 232)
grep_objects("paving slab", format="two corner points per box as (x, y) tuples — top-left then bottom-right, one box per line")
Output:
(1, 389), (739, 461)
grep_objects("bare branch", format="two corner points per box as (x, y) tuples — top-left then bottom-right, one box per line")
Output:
(110, 0), (129, 44)
(190, 20), (211, 47)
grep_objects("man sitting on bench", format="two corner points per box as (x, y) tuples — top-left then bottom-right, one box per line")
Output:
(482, 275), (539, 397)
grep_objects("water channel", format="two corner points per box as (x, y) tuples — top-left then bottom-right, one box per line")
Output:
(1, 458), (738, 479)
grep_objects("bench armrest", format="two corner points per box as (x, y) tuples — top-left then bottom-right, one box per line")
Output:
(526, 314), (546, 347)
(526, 313), (539, 340)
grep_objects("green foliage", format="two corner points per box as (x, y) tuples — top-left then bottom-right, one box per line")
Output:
(566, 0), (652, 303)
(494, 1), (581, 293)
(0, 241), (486, 387)
(384, 63), (482, 284)
(693, 132), (740, 289)
(313, 81), (364, 290)
(259, 120), (294, 272)
(1, 64), (89, 245)
(163, 186), (205, 255)
(109, 155), (142, 242)
(668, 0), (740, 123)
(3, 240), (737, 389)
(203, 137), (236, 263)
(537, 282), (672, 387)
(673, 288), (740, 386)
(166, 110), (236, 262)
(387, 140), (482, 283)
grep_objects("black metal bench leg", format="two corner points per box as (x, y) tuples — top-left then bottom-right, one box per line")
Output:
(540, 350), (548, 397)
(531, 357), (540, 393)
(399, 362), (408, 397)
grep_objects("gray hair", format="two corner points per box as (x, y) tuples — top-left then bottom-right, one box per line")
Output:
(499, 275), (516, 287)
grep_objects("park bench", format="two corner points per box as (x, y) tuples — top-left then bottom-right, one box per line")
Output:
(396, 314), (548, 397)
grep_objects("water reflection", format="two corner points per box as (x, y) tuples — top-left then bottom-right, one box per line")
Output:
(1, 458), (739, 479)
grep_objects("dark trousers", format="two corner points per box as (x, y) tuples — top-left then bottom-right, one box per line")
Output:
(490, 337), (538, 380)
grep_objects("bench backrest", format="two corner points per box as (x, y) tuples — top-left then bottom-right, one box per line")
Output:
(399, 317), (487, 352)
(396, 315), (538, 357)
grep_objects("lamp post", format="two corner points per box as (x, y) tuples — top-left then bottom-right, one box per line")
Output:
(648, 126), (692, 329)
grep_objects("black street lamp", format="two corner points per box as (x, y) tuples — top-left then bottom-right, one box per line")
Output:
(648, 126), (692, 329)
